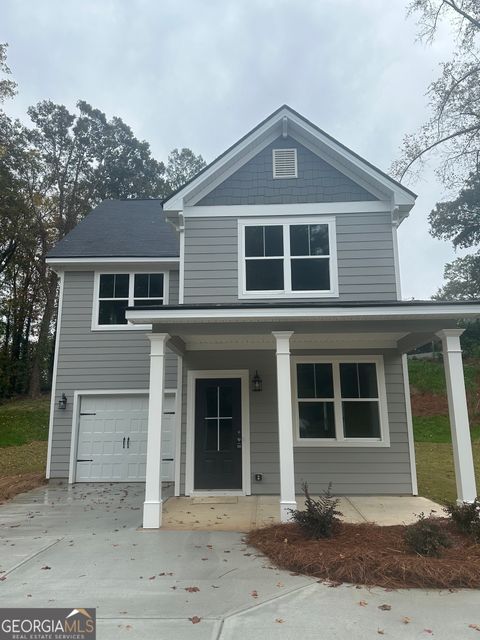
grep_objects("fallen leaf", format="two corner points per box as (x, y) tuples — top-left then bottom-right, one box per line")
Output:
(251, 590), (259, 598)
(275, 618), (285, 624)
(378, 604), (391, 611)
(423, 630), (433, 635)
(41, 566), (51, 570)
(189, 616), (201, 624)
(185, 586), (200, 593)
(211, 585), (220, 589)
(402, 617), (412, 624)
(276, 582), (284, 588)
(148, 576), (156, 580)
(469, 625), (480, 632)
(358, 600), (368, 607)
(377, 629), (385, 635)
(0, 576), (6, 582)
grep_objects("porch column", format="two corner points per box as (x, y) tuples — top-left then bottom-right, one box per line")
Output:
(437, 329), (477, 503)
(272, 331), (296, 522)
(143, 333), (170, 528)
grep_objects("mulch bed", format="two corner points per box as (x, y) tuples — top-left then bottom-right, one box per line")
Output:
(247, 521), (480, 589)
(0, 473), (46, 503)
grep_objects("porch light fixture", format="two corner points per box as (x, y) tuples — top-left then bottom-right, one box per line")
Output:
(252, 370), (263, 392)
(58, 393), (67, 410)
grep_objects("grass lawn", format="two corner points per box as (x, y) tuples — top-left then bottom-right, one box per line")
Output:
(0, 396), (49, 478)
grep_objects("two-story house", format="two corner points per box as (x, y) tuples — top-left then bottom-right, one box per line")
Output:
(45, 106), (479, 528)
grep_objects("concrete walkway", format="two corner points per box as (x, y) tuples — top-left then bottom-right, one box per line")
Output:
(1, 483), (478, 640)
(162, 494), (441, 530)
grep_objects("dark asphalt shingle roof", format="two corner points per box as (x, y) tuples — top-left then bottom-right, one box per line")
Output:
(47, 200), (179, 259)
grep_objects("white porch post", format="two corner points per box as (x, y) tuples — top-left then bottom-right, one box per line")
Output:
(143, 333), (170, 528)
(437, 329), (477, 503)
(272, 331), (296, 522)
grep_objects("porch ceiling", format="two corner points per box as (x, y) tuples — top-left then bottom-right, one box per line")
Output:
(126, 301), (480, 354)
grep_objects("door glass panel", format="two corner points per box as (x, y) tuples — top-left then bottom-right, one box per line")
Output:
(298, 402), (335, 438)
(204, 419), (218, 451)
(342, 401), (380, 438)
(205, 386), (218, 418)
(219, 386), (232, 417)
(219, 418), (233, 451)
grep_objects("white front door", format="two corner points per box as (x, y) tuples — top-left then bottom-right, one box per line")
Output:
(75, 393), (175, 482)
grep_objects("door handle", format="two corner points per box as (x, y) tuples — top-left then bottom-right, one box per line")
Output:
(123, 437), (126, 449)
(127, 437), (130, 449)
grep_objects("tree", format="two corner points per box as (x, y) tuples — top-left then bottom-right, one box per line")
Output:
(165, 147), (206, 194)
(392, 1), (480, 186)
(434, 252), (480, 300)
(0, 43), (16, 104)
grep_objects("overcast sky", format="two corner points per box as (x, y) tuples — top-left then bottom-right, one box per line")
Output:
(2, 0), (465, 299)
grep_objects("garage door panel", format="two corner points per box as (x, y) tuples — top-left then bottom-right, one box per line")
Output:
(75, 394), (175, 482)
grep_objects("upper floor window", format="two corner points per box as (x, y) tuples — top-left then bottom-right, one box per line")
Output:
(239, 217), (338, 298)
(93, 272), (166, 329)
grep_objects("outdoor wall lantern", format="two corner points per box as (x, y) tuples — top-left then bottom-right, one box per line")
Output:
(252, 370), (263, 392)
(58, 393), (67, 410)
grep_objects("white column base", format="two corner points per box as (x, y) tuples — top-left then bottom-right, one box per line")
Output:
(143, 500), (163, 529)
(280, 501), (297, 523)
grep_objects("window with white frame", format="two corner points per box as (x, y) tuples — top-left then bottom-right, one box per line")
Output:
(240, 218), (337, 297)
(294, 357), (388, 445)
(95, 272), (165, 327)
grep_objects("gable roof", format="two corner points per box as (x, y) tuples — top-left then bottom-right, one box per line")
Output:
(46, 199), (179, 260)
(163, 105), (416, 214)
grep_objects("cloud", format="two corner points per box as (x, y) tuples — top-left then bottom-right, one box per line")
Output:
(2, 0), (459, 298)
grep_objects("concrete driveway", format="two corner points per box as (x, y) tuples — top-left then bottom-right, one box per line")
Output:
(1, 483), (479, 640)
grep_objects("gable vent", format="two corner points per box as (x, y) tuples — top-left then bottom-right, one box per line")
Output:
(273, 148), (297, 179)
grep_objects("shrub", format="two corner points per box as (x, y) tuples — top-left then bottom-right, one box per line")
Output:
(404, 513), (452, 557)
(289, 482), (342, 539)
(444, 499), (480, 539)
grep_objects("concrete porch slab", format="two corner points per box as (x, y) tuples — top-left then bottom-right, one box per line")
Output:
(162, 495), (442, 531)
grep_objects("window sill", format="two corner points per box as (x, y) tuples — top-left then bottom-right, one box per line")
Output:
(91, 323), (153, 331)
(238, 291), (339, 300)
(293, 439), (390, 448)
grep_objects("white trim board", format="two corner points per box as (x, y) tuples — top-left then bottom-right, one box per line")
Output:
(46, 257), (179, 266)
(185, 370), (251, 497)
(402, 354), (418, 495)
(67, 388), (177, 484)
(46, 271), (65, 479)
(182, 201), (392, 218)
(126, 303), (480, 324)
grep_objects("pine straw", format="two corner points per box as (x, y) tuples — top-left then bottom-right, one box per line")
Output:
(247, 520), (480, 589)
(0, 473), (46, 503)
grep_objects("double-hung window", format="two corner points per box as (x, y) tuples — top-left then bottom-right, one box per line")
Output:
(94, 272), (166, 329)
(294, 356), (389, 446)
(239, 217), (337, 298)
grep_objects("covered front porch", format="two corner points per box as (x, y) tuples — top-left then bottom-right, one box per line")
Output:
(126, 301), (480, 529)
(160, 494), (441, 531)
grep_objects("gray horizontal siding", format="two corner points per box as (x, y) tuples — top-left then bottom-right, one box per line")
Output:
(50, 269), (179, 478)
(180, 350), (412, 496)
(197, 136), (378, 205)
(183, 212), (397, 303)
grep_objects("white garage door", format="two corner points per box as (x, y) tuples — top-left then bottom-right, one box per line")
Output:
(75, 393), (176, 482)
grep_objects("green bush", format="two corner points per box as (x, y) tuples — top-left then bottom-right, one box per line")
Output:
(445, 499), (480, 540)
(289, 482), (342, 539)
(404, 513), (452, 557)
